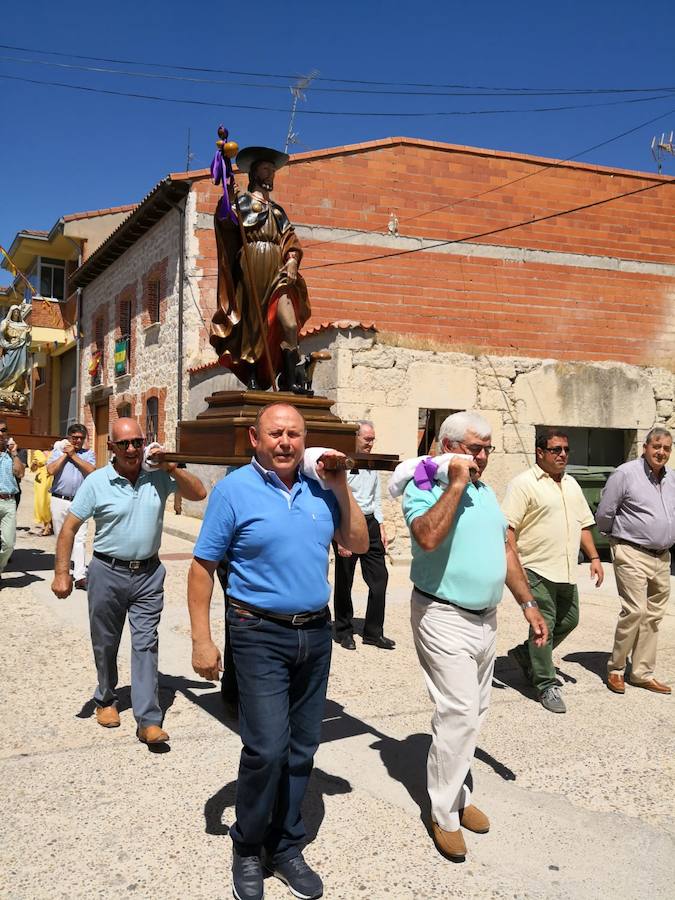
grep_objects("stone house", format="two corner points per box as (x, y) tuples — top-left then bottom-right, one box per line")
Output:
(68, 136), (675, 550)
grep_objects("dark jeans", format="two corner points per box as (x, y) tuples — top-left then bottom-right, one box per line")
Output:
(333, 515), (388, 641)
(227, 605), (332, 863)
(513, 569), (579, 693)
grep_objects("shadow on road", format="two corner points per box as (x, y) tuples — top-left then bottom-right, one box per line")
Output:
(562, 650), (610, 682)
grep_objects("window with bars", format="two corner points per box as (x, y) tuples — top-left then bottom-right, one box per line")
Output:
(145, 397), (159, 443)
(147, 278), (161, 324)
(117, 403), (131, 419)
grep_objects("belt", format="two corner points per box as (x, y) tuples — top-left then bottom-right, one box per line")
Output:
(229, 597), (329, 627)
(0, 492), (15, 500)
(413, 586), (492, 617)
(51, 491), (75, 502)
(616, 539), (669, 558)
(93, 551), (159, 572)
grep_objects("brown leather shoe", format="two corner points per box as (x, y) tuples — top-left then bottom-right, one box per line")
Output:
(95, 705), (120, 728)
(460, 804), (490, 834)
(629, 678), (671, 694)
(431, 822), (467, 861)
(607, 673), (625, 694)
(137, 725), (170, 744)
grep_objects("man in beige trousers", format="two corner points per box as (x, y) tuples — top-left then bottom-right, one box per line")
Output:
(595, 426), (673, 695)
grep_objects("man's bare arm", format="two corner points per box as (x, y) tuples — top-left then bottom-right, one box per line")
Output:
(187, 557), (223, 680)
(410, 457), (476, 552)
(51, 513), (82, 598)
(505, 531), (548, 647)
(167, 467), (206, 502)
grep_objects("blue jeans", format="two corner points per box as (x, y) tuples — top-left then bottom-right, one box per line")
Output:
(227, 605), (332, 863)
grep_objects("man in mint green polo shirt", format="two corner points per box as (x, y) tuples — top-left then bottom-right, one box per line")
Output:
(402, 411), (547, 864)
(51, 417), (205, 745)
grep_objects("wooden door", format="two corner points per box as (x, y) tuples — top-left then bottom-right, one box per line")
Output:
(94, 403), (109, 469)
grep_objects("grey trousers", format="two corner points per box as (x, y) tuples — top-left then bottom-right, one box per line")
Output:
(87, 555), (165, 727)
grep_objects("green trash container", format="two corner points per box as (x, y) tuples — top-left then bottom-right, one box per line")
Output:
(566, 465), (616, 553)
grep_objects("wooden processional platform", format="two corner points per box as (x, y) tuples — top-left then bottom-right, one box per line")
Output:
(163, 390), (399, 471)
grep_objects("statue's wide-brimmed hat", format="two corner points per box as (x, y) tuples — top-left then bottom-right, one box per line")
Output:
(236, 146), (289, 173)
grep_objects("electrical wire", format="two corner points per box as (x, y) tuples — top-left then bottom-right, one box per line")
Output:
(0, 41), (673, 94)
(1, 52), (673, 98)
(1, 71), (674, 118)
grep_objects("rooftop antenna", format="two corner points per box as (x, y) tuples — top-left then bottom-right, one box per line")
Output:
(285, 70), (319, 153)
(651, 131), (674, 173)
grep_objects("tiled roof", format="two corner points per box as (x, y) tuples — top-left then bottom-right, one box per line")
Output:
(62, 204), (137, 222)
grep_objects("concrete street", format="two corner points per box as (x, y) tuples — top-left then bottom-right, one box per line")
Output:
(2, 480), (674, 900)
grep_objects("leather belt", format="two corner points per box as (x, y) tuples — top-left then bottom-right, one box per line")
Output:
(229, 597), (329, 627)
(51, 491), (75, 502)
(0, 492), (15, 500)
(617, 539), (669, 557)
(93, 551), (159, 572)
(413, 586), (492, 617)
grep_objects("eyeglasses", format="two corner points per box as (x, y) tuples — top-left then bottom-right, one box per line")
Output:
(0, 427), (7, 434)
(544, 446), (570, 456)
(461, 443), (495, 457)
(111, 438), (145, 450)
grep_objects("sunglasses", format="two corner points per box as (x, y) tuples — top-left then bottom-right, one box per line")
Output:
(111, 438), (145, 450)
(544, 446), (570, 456)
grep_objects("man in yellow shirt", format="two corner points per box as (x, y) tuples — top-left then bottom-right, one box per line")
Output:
(502, 429), (604, 713)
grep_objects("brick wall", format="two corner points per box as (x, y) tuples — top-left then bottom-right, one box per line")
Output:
(189, 138), (675, 367)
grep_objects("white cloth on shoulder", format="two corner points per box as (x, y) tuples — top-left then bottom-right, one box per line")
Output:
(388, 453), (473, 498)
(300, 446), (333, 489)
(142, 442), (163, 472)
(53, 439), (69, 453)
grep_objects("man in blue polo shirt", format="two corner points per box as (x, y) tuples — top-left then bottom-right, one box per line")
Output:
(402, 411), (547, 864)
(0, 419), (25, 584)
(51, 417), (206, 744)
(187, 401), (368, 900)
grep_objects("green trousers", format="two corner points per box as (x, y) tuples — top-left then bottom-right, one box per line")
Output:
(512, 569), (579, 693)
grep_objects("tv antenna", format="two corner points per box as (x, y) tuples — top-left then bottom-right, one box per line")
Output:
(285, 70), (319, 153)
(651, 132), (674, 173)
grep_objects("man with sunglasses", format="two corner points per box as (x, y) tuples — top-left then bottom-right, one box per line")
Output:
(0, 420), (25, 584)
(403, 411), (547, 862)
(47, 423), (96, 589)
(596, 426), (674, 695)
(51, 418), (206, 743)
(503, 428), (603, 713)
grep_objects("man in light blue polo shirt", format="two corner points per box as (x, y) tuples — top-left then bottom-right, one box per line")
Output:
(0, 419), (25, 583)
(187, 401), (368, 900)
(51, 417), (205, 744)
(402, 411), (547, 864)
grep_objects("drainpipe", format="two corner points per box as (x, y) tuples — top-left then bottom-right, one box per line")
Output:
(168, 198), (186, 424)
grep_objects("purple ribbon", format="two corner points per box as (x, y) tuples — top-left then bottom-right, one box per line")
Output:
(413, 457), (438, 491)
(211, 126), (236, 223)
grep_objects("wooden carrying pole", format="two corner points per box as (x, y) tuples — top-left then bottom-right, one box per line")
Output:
(233, 188), (278, 391)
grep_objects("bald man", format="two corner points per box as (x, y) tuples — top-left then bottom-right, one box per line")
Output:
(51, 418), (206, 745)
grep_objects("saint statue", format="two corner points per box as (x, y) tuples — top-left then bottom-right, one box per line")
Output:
(0, 301), (31, 408)
(209, 140), (312, 394)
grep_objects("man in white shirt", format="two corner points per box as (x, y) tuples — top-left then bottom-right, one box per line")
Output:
(332, 421), (394, 650)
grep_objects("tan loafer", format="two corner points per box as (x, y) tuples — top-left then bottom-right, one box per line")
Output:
(95, 705), (120, 728)
(460, 804), (490, 834)
(629, 678), (671, 694)
(607, 673), (625, 694)
(137, 725), (170, 744)
(432, 822), (466, 861)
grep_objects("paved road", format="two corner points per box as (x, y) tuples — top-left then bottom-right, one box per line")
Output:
(2, 482), (673, 899)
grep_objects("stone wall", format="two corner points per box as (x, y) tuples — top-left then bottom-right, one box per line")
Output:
(303, 327), (674, 563)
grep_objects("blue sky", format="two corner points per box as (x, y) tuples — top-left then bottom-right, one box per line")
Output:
(1, 0), (674, 285)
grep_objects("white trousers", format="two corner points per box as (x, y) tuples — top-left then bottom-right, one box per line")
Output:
(411, 589), (497, 831)
(51, 495), (87, 581)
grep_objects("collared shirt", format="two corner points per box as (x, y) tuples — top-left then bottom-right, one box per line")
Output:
(595, 457), (675, 551)
(347, 468), (383, 522)
(48, 447), (96, 497)
(193, 460), (340, 615)
(501, 465), (595, 584)
(402, 480), (508, 610)
(69, 463), (175, 560)
(0, 451), (18, 495)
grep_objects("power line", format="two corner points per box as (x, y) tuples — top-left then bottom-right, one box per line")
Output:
(1, 71), (674, 118)
(1, 52), (673, 99)
(302, 177), (672, 271)
(305, 102), (675, 251)
(0, 41), (673, 94)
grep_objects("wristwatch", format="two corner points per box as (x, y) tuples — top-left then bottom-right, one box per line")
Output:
(520, 600), (538, 610)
